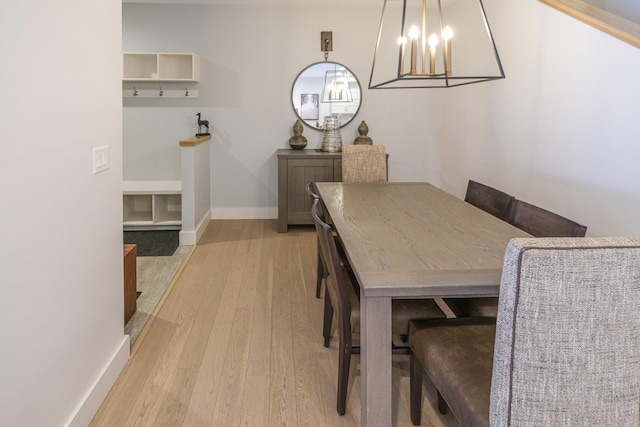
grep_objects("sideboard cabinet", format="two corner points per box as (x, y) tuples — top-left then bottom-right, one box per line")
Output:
(277, 149), (342, 232)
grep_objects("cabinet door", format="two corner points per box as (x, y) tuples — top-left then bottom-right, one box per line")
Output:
(287, 159), (335, 224)
(333, 159), (342, 182)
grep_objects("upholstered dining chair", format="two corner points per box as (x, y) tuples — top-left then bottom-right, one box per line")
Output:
(464, 180), (514, 221)
(508, 199), (587, 238)
(311, 199), (445, 416)
(409, 237), (640, 427)
(443, 180), (515, 317)
(445, 198), (588, 318)
(341, 144), (387, 183)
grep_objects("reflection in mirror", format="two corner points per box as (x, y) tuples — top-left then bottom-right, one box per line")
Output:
(292, 62), (362, 130)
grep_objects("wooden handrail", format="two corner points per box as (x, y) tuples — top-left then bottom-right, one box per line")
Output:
(179, 134), (211, 147)
(539, 0), (640, 49)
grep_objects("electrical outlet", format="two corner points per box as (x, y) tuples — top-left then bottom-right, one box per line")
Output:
(93, 145), (109, 174)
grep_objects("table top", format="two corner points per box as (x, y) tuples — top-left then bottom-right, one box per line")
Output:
(316, 182), (531, 298)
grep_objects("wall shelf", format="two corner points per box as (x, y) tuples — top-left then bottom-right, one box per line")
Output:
(123, 53), (200, 82)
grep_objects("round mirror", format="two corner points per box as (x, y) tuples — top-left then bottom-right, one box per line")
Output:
(291, 61), (362, 130)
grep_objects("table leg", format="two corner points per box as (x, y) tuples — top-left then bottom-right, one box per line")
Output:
(360, 294), (392, 427)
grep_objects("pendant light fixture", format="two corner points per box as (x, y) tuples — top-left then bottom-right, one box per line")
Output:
(369, 0), (505, 89)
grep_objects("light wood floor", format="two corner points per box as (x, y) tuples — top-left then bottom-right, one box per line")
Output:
(91, 219), (459, 427)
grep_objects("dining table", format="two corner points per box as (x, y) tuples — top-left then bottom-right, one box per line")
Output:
(315, 182), (531, 427)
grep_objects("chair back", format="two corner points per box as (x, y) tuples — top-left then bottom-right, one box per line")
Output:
(491, 237), (640, 426)
(508, 199), (587, 237)
(311, 199), (352, 337)
(305, 179), (319, 203)
(306, 179), (325, 220)
(341, 145), (387, 183)
(464, 180), (514, 221)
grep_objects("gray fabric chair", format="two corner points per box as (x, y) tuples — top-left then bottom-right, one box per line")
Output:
(409, 237), (640, 426)
(341, 144), (387, 183)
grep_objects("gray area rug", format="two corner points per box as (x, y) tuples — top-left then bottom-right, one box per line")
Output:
(123, 230), (179, 257)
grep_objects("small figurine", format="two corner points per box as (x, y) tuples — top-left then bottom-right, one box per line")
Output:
(354, 121), (373, 145)
(288, 120), (308, 150)
(196, 112), (210, 136)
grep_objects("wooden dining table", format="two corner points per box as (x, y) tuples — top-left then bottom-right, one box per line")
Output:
(315, 182), (531, 427)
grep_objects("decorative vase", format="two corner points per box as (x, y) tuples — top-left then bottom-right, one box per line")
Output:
(288, 120), (307, 150)
(321, 115), (342, 152)
(354, 120), (373, 145)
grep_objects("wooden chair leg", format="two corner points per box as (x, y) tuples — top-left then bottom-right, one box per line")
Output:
(315, 240), (324, 298)
(437, 390), (448, 415)
(323, 295), (333, 348)
(410, 352), (423, 425)
(337, 336), (351, 415)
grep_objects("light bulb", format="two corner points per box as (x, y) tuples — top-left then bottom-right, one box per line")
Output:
(428, 33), (439, 47)
(409, 25), (420, 41)
(442, 26), (453, 41)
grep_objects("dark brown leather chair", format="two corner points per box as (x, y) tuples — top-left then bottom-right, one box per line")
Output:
(508, 199), (587, 238)
(410, 317), (495, 426)
(409, 237), (640, 426)
(446, 196), (588, 318)
(311, 199), (445, 415)
(464, 180), (514, 221)
(443, 180), (515, 317)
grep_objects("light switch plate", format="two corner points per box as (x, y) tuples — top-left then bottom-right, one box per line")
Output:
(93, 145), (109, 174)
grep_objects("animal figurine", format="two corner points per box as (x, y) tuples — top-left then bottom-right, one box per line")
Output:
(196, 112), (210, 136)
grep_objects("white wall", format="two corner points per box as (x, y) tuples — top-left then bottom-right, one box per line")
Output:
(0, 1), (127, 426)
(122, 4), (443, 218)
(123, 1), (640, 237)
(441, 0), (640, 237)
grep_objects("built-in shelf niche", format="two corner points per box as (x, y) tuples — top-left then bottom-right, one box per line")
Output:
(123, 53), (200, 82)
(123, 181), (182, 230)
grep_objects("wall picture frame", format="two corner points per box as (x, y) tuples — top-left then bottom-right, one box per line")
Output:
(300, 93), (319, 120)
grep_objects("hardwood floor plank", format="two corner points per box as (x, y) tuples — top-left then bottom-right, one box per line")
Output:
(268, 231), (299, 426)
(91, 220), (460, 427)
(210, 307), (253, 426)
(181, 220), (257, 426)
(125, 311), (196, 426)
(288, 230), (331, 426)
(245, 221), (274, 377)
(240, 374), (270, 426)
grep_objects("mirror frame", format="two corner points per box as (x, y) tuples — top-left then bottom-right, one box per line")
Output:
(291, 61), (363, 130)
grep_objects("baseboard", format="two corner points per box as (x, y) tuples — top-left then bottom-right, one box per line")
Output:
(64, 335), (130, 427)
(210, 207), (277, 219)
(180, 208), (212, 245)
